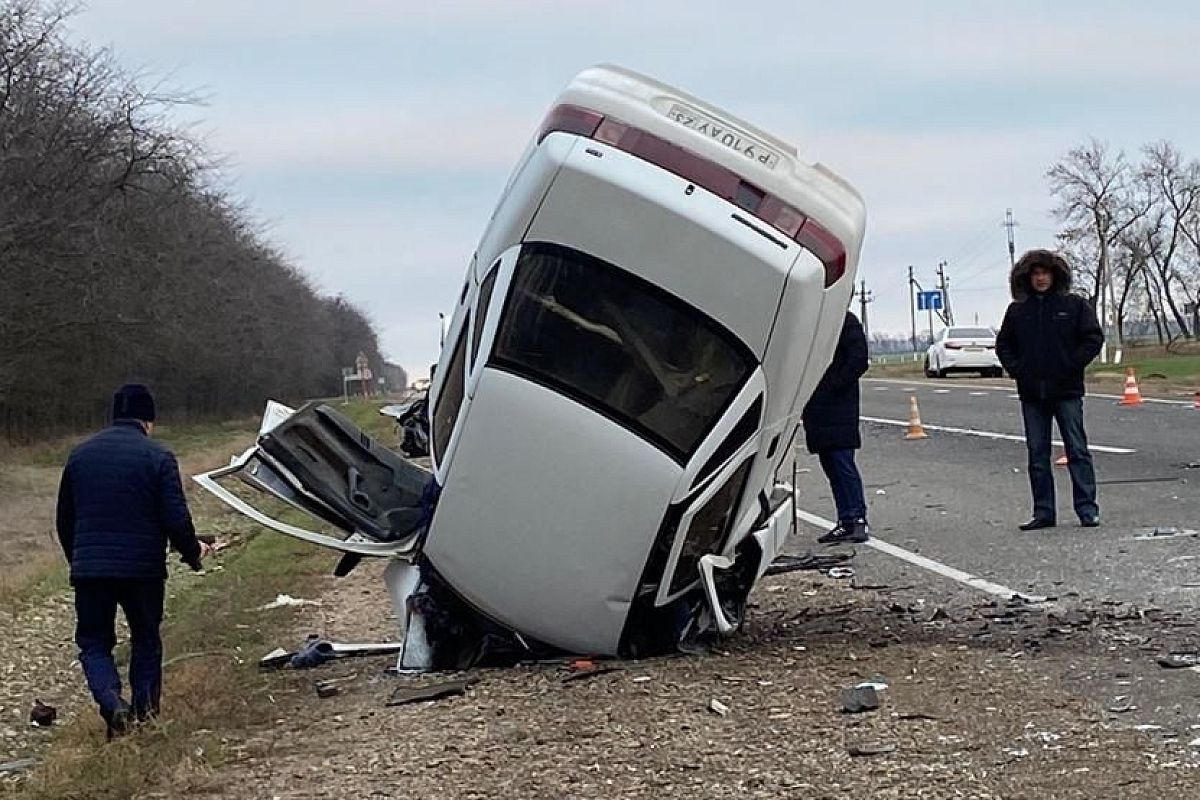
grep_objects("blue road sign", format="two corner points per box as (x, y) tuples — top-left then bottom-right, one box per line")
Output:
(917, 290), (943, 311)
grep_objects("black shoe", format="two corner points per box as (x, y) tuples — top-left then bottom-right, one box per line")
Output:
(103, 703), (131, 741)
(817, 523), (849, 544)
(1018, 517), (1056, 531)
(819, 520), (869, 544)
(1079, 515), (1100, 528)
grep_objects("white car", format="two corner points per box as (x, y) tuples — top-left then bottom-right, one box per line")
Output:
(196, 65), (866, 666)
(925, 326), (1002, 378)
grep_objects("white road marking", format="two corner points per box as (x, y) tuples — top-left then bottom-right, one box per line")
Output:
(859, 415), (1136, 454)
(934, 389), (951, 394)
(793, 507), (1043, 602)
(873, 386), (890, 391)
(970, 392), (987, 396)
(865, 377), (1195, 406)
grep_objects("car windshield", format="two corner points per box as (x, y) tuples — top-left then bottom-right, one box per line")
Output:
(491, 242), (755, 462)
(948, 327), (994, 339)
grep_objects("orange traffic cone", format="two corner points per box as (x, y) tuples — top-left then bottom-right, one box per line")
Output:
(1119, 367), (1143, 406)
(904, 395), (929, 440)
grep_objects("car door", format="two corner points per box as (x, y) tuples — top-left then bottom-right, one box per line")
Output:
(193, 400), (434, 558)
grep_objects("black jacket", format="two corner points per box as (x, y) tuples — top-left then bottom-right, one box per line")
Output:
(995, 252), (1103, 401)
(56, 420), (201, 580)
(802, 312), (868, 453)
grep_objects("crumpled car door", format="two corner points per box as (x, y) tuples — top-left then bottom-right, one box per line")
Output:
(193, 400), (434, 558)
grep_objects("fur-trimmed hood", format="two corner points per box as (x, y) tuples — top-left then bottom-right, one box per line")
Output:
(1010, 249), (1072, 300)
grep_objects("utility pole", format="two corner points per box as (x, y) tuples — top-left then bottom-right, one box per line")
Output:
(1003, 208), (1018, 269)
(855, 278), (874, 339)
(908, 266), (917, 353)
(936, 260), (953, 325)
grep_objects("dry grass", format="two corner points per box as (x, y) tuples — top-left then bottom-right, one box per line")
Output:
(3, 400), (394, 800)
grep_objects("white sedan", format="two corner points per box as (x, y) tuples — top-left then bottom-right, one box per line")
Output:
(924, 326), (1003, 378)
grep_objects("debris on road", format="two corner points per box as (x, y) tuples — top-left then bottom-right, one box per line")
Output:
(840, 684), (880, 713)
(257, 593), (322, 611)
(847, 741), (897, 757)
(386, 678), (475, 707)
(28, 700), (56, 728)
(708, 698), (730, 716)
(764, 551), (855, 577)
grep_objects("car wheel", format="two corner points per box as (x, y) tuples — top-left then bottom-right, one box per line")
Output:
(923, 357), (935, 378)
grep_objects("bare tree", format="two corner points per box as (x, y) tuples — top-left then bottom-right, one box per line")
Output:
(1047, 140), (1149, 346)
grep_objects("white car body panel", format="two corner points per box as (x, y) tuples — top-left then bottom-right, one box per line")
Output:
(194, 64), (867, 661)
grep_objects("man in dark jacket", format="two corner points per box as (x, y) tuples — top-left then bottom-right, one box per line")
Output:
(996, 250), (1104, 531)
(56, 384), (207, 738)
(802, 311), (870, 544)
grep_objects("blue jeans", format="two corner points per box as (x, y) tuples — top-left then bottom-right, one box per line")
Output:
(818, 448), (867, 523)
(1021, 397), (1098, 521)
(74, 578), (165, 721)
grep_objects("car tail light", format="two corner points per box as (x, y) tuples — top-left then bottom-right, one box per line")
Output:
(537, 104), (604, 143)
(944, 341), (963, 350)
(536, 103), (849, 287)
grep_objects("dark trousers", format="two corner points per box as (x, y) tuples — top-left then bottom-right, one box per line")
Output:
(818, 448), (867, 523)
(1021, 397), (1099, 521)
(74, 578), (165, 721)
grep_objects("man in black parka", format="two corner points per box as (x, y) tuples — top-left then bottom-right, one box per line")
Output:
(802, 311), (870, 544)
(56, 384), (207, 738)
(996, 249), (1104, 531)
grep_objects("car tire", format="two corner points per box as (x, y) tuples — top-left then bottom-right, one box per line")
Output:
(923, 357), (936, 378)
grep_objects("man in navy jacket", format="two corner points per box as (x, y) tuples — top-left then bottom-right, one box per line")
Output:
(996, 250), (1104, 531)
(56, 384), (207, 738)
(802, 311), (870, 544)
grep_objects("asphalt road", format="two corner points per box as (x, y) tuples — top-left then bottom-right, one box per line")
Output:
(792, 374), (1200, 611)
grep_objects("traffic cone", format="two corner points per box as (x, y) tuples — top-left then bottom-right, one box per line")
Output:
(903, 395), (929, 440)
(1119, 367), (1143, 406)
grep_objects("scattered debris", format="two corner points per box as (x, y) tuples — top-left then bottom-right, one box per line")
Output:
(257, 593), (323, 610)
(841, 684), (880, 713)
(764, 551), (854, 577)
(0, 758), (39, 774)
(315, 681), (342, 699)
(1133, 527), (1199, 541)
(386, 678), (475, 707)
(1156, 653), (1200, 669)
(847, 741), (897, 757)
(562, 666), (621, 683)
(898, 712), (941, 722)
(855, 680), (889, 692)
(259, 638), (404, 670)
(29, 699), (56, 727)
(708, 698), (730, 716)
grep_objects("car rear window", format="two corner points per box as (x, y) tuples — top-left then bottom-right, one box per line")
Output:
(949, 327), (994, 338)
(491, 242), (755, 462)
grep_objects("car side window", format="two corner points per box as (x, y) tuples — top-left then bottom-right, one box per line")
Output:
(432, 313), (470, 464)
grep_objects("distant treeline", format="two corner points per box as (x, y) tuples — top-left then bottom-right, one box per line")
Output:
(0, 1), (385, 444)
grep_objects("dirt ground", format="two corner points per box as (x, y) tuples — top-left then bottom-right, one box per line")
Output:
(156, 553), (1200, 800)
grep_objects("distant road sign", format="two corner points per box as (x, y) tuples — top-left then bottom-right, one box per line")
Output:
(917, 290), (943, 311)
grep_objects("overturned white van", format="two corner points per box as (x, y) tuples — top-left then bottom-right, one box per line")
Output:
(196, 65), (865, 667)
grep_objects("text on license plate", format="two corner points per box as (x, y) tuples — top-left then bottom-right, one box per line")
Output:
(664, 104), (781, 170)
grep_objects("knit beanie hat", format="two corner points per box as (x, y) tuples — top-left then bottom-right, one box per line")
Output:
(112, 383), (156, 422)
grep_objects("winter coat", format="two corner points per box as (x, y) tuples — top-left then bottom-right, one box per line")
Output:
(995, 250), (1104, 402)
(802, 312), (868, 453)
(56, 420), (201, 580)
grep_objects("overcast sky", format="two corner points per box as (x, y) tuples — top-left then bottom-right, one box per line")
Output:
(69, 0), (1200, 377)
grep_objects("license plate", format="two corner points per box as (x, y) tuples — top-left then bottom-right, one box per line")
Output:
(664, 103), (781, 170)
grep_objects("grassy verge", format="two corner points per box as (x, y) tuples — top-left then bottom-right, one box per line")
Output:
(5, 398), (395, 799)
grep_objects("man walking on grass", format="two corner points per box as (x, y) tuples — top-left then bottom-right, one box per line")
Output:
(996, 250), (1104, 531)
(56, 383), (208, 739)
